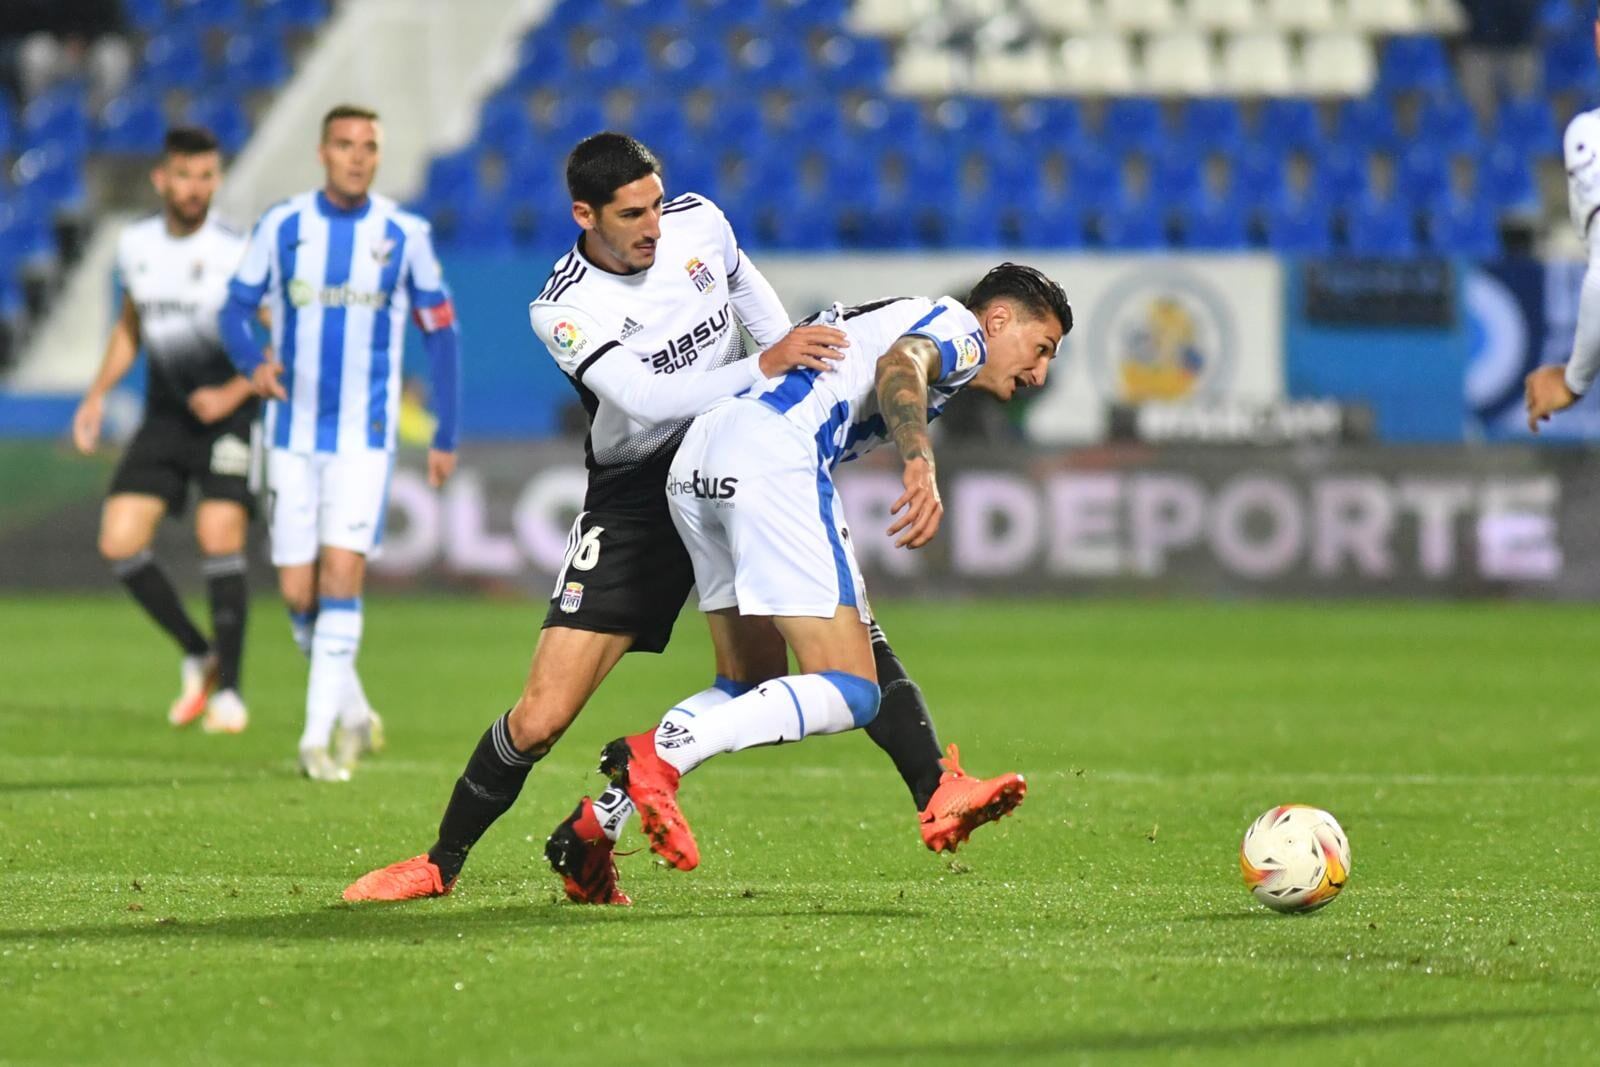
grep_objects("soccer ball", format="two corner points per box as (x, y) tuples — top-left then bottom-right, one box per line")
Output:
(1239, 804), (1351, 914)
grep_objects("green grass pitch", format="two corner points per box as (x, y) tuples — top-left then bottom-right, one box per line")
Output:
(2, 595), (1599, 1065)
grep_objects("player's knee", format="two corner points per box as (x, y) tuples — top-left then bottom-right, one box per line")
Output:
(506, 698), (564, 755)
(820, 670), (880, 728)
(98, 527), (146, 562)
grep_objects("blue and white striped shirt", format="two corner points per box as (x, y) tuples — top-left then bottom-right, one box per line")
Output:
(224, 190), (457, 453)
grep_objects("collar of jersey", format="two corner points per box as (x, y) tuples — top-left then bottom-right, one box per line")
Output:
(315, 190), (372, 220)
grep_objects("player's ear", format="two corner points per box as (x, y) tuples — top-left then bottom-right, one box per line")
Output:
(149, 162), (165, 197)
(571, 201), (596, 231)
(984, 301), (1011, 336)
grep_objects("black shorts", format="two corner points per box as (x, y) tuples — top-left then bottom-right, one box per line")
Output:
(541, 501), (694, 655)
(108, 406), (258, 518)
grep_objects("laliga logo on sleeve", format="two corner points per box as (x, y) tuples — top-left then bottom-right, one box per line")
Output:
(551, 320), (588, 356)
(685, 257), (716, 295)
(954, 335), (982, 372)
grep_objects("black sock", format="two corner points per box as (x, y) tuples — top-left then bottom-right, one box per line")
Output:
(203, 553), (248, 692)
(112, 550), (209, 657)
(428, 712), (540, 882)
(867, 622), (945, 811)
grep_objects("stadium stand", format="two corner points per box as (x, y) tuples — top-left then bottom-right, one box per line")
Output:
(412, 0), (1578, 262)
(0, 0), (329, 370)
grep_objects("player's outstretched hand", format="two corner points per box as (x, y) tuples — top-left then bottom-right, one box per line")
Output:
(428, 449), (457, 488)
(188, 385), (233, 424)
(250, 358), (287, 401)
(888, 456), (942, 549)
(1525, 365), (1578, 433)
(756, 325), (848, 378)
(71, 393), (103, 454)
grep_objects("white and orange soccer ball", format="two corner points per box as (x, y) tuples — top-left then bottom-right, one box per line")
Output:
(1239, 804), (1351, 914)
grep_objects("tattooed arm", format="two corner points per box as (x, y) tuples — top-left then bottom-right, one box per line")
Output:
(875, 336), (944, 549)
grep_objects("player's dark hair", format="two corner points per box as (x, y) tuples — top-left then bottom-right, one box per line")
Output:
(566, 132), (662, 209)
(321, 104), (379, 142)
(162, 126), (219, 158)
(967, 262), (1074, 336)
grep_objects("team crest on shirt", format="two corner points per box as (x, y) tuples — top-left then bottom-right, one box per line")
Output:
(209, 435), (251, 477)
(370, 237), (396, 266)
(953, 335), (982, 372)
(685, 257), (715, 294)
(559, 581), (584, 613)
(551, 320), (589, 356)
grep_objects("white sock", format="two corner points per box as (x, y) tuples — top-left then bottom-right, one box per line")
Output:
(300, 597), (363, 750)
(653, 671), (879, 776)
(593, 679), (744, 841)
(338, 666), (374, 730)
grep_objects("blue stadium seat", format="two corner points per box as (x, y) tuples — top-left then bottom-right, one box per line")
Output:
(97, 89), (167, 155)
(542, 0), (607, 31)
(1069, 147), (1122, 209)
(987, 151), (1041, 203)
(1345, 196), (1418, 257)
(769, 0), (851, 34)
(14, 147), (87, 213)
(220, 32), (292, 92)
(812, 35), (890, 92)
(1335, 97), (1400, 150)
(620, 0), (694, 23)
(1262, 200), (1332, 255)
(1379, 37), (1452, 94)
(1416, 93), (1479, 154)
(188, 94), (251, 155)
(1541, 0), (1588, 35)
(929, 98), (1005, 153)
(173, 0), (249, 32)
(1026, 194), (1086, 248)
(1313, 146), (1367, 207)
(547, 98), (607, 143)
(1397, 145), (1451, 204)
(851, 97), (920, 146)
(765, 195), (840, 250)
(0, 202), (55, 272)
(573, 35), (649, 91)
(1480, 145), (1539, 211)
(944, 198), (1005, 249)
(900, 148), (961, 208)
(1012, 99), (1083, 148)
(504, 143), (565, 203)
(454, 194), (517, 253)
(143, 33), (207, 90)
(1495, 95), (1557, 155)
(632, 99), (689, 147)
(1427, 197), (1501, 257)
(123, 0), (169, 33)
(1102, 98), (1164, 154)
(256, 0), (329, 31)
(477, 90), (533, 154)
(704, 94), (767, 155)
(733, 35), (809, 94)
(1179, 99), (1245, 153)
(422, 148), (483, 205)
(1151, 148), (1203, 208)
(1099, 198), (1166, 250)
(1257, 98), (1321, 152)
(1544, 35), (1598, 94)
(509, 29), (572, 90)
(1182, 197), (1250, 250)
(655, 33), (732, 93)
(787, 97), (847, 143)
(1233, 146), (1287, 203)
(822, 150), (879, 213)
(0, 99), (15, 159)
(21, 87), (90, 158)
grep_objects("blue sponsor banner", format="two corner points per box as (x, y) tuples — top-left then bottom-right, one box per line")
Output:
(1465, 259), (1600, 440)
(1284, 260), (1470, 443)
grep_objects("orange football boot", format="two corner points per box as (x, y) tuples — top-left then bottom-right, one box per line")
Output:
(342, 854), (455, 902)
(598, 731), (699, 871)
(545, 797), (632, 905)
(167, 654), (219, 727)
(919, 744), (1027, 853)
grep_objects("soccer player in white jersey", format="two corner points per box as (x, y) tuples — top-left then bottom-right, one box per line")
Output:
(1527, 16), (1600, 429)
(219, 104), (462, 781)
(345, 135), (1028, 905)
(72, 126), (256, 734)
(589, 264), (1070, 884)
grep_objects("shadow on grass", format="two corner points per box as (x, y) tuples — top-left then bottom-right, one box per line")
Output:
(0, 901), (929, 944)
(774, 1006), (1586, 1059)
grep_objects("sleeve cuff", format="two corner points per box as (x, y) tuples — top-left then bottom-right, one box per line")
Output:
(1565, 365), (1589, 398)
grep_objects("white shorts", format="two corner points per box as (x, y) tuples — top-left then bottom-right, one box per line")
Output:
(667, 400), (868, 621)
(266, 448), (394, 566)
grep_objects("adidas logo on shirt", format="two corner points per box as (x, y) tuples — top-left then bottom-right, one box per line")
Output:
(620, 317), (643, 340)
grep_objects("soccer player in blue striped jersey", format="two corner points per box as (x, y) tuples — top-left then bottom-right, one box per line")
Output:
(219, 104), (462, 781)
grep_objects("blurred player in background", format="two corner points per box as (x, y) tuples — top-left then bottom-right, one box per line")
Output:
(1526, 12), (1600, 431)
(346, 134), (1028, 906)
(72, 126), (256, 735)
(220, 104), (461, 781)
(586, 264), (1069, 890)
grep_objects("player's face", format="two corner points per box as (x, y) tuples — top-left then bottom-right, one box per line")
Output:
(970, 303), (1061, 402)
(151, 150), (220, 229)
(319, 117), (381, 203)
(576, 173), (664, 273)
